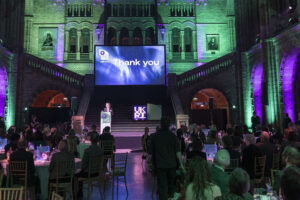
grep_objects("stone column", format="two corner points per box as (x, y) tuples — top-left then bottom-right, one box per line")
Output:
(129, 30), (133, 45)
(116, 30), (120, 45)
(64, 30), (69, 60)
(180, 30), (185, 60)
(142, 30), (146, 45)
(168, 29), (173, 60)
(76, 30), (81, 60)
(89, 30), (93, 60)
(192, 30), (197, 59)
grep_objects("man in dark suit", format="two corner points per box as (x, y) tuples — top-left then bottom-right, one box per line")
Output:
(49, 140), (74, 181)
(256, 131), (276, 177)
(211, 149), (230, 195)
(149, 118), (185, 200)
(10, 139), (35, 186)
(222, 135), (241, 164)
(242, 134), (262, 179)
(87, 124), (98, 140)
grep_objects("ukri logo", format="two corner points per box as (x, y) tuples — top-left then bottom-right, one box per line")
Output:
(98, 49), (109, 62)
(134, 106), (147, 120)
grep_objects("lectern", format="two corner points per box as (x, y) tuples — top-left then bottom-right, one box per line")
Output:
(100, 111), (111, 134)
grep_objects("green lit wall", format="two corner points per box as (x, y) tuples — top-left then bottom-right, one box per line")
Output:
(24, 0), (235, 75)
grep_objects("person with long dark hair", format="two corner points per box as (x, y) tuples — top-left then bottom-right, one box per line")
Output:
(185, 158), (221, 199)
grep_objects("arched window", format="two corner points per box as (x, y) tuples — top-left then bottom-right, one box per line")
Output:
(69, 28), (77, 53)
(184, 28), (192, 52)
(81, 28), (90, 53)
(133, 27), (142, 45)
(107, 28), (116, 45)
(120, 27), (129, 45)
(145, 28), (155, 45)
(172, 28), (180, 52)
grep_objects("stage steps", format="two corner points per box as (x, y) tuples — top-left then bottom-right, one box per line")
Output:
(85, 103), (160, 134)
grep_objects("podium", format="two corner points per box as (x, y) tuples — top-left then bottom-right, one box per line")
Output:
(100, 111), (111, 134)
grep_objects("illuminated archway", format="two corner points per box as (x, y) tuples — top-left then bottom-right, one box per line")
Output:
(280, 49), (300, 122)
(191, 88), (229, 129)
(0, 65), (8, 118)
(32, 90), (70, 108)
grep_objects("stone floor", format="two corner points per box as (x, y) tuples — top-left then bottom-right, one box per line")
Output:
(82, 152), (158, 200)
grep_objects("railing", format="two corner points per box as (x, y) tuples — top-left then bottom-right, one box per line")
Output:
(66, 4), (92, 17)
(24, 53), (84, 87)
(177, 52), (237, 88)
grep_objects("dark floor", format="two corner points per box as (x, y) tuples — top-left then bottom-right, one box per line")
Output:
(82, 152), (158, 200)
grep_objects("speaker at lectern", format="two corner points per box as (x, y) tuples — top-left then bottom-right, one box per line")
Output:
(100, 111), (111, 134)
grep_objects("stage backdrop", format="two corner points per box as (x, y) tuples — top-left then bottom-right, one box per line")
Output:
(94, 46), (165, 85)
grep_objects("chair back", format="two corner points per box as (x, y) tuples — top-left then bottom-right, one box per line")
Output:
(271, 169), (280, 187)
(67, 138), (77, 155)
(88, 154), (104, 179)
(225, 159), (239, 173)
(9, 160), (28, 188)
(112, 153), (128, 175)
(54, 159), (75, 184)
(272, 152), (280, 170)
(254, 155), (266, 185)
(0, 187), (24, 200)
(0, 168), (4, 187)
(100, 140), (114, 159)
(51, 191), (64, 200)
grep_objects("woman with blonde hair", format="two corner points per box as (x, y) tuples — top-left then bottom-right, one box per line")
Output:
(185, 158), (221, 200)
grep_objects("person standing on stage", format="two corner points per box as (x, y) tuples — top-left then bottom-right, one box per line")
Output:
(103, 102), (113, 114)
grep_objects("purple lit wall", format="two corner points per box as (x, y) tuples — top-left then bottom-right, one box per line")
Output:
(251, 63), (263, 123)
(280, 50), (300, 122)
(0, 66), (8, 118)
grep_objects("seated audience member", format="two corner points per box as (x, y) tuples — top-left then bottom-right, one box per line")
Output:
(33, 125), (46, 148)
(281, 131), (300, 153)
(49, 140), (74, 181)
(99, 126), (115, 151)
(186, 140), (206, 160)
(222, 135), (241, 163)
(185, 158), (221, 200)
(280, 167), (300, 200)
(48, 127), (62, 150)
(218, 168), (251, 200)
(206, 129), (220, 146)
(76, 134), (103, 196)
(242, 134), (262, 179)
(23, 125), (33, 142)
(10, 139), (35, 187)
(256, 131), (276, 177)
(211, 149), (230, 195)
(273, 146), (300, 192)
(4, 134), (19, 158)
(87, 124), (98, 140)
(66, 129), (80, 156)
(191, 126), (206, 144)
(79, 133), (103, 176)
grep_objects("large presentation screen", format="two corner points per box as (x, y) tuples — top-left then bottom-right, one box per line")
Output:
(94, 46), (165, 86)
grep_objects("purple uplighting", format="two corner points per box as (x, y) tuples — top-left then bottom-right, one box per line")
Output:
(251, 63), (263, 123)
(280, 49), (300, 122)
(0, 66), (8, 118)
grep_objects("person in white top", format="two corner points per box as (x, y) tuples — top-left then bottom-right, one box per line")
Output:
(185, 158), (222, 200)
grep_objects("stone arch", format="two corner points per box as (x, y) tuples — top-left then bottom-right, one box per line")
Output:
(168, 21), (182, 30)
(120, 27), (129, 45)
(107, 27), (117, 45)
(172, 28), (180, 52)
(31, 90), (70, 108)
(181, 21), (196, 30)
(190, 88), (230, 129)
(279, 48), (300, 122)
(133, 27), (143, 45)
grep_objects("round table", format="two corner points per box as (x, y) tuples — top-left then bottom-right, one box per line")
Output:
(1, 158), (81, 200)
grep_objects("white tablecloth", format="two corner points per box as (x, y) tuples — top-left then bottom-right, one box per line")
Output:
(1, 158), (82, 200)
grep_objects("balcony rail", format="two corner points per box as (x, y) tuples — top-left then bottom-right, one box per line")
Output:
(177, 52), (237, 88)
(24, 53), (84, 87)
